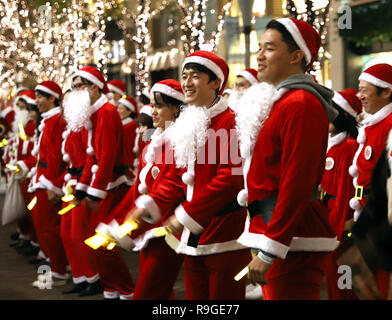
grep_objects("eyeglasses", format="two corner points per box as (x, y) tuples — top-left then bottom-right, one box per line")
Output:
(72, 82), (91, 90)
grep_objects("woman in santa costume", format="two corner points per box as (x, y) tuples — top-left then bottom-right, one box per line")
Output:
(344, 63), (392, 299)
(320, 88), (362, 300)
(70, 66), (135, 300)
(101, 79), (185, 299)
(130, 51), (250, 300)
(116, 96), (138, 183)
(236, 18), (339, 300)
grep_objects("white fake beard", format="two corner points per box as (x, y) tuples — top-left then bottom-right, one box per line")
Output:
(12, 108), (30, 133)
(235, 82), (277, 158)
(168, 105), (210, 168)
(227, 89), (246, 112)
(63, 89), (92, 132)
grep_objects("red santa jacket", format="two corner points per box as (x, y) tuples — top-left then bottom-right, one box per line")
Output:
(29, 107), (67, 195)
(320, 133), (358, 239)
(103, 125), (183, 251)
(75, 95), (128, 201)
(121, 117), (138, 181)
(61, 128), (89, 194)
(238, 89), (338, 259)
(349, 103), (392, 220)
(136, 98), (247, 256)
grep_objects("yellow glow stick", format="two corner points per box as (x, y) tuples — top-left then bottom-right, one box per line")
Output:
(153, 227), (168, 237)
(2, 138), (7, 145)
(114, 221), (139, 238)
(6, 164), (19, 173)
(61, 194), (75, 202)
(347, 232), (352, 237)
(106, 242), (116, 250)
(84, 234), (108, 250)
(18, 122), (27, 141)
(58, 204), (76, 215)
(234, 266), (249, 281)
(27, 196), (37, 211)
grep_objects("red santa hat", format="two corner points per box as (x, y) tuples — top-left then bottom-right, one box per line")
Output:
(183, 50), (229, 95)
(358, 63), (392, 89)
(74, 66), (109, 94)
(140, 104), (152, 117)
(118, 96), (137, 113)
(276, 18), (321, 72)
(108, 80), (127, 96)
(19, 90), (37, 105)
(35, 81), (63, 99)
(151, 79), (185, 103)
(236, 68), (259, 85)
(332, 88), (362, 118)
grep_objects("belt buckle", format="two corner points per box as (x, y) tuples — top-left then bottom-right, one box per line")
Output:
(355, 186), (363, 200)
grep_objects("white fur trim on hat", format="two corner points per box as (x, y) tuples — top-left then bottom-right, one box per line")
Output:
(119, 98), (135, 112)
(333, 91), (357, 118)
(359, 72), (392, 89)
(276, 18), (312, 65)
(35, 85), (60, 99)
(236, 70), (258, 85)
(151, 83), (185, 102)
(183, 55), (225, 90)
(108, 83), (125, 96)
(140, 105), (152, 117)
(74, 70), (104, 89)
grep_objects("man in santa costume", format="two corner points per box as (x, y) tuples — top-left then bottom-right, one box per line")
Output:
(116, 95), (138, 183)
(107, 79), (127, 106)
(320, 88), (362, 300)
(340, 63), (392, 299)
(71, 66), (135, 299)
(236, 18), (339, 300)
(130, 50), (250, 299)
(228, 68), (259, 112)
(21, 81), (70, 287)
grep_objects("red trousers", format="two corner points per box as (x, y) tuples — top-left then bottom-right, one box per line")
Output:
(89, 184), (135, 298)
(60, 204), (98, 283)
(31, 189), (68, 277)
(262, 251), (329, 300)
(183, 248), (251, 300)
(17, 180), (38, 243)
(133, 237), (184, 300)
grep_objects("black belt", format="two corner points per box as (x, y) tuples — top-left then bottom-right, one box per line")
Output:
(187, 200), (243, 248)
(248, 189), (319, 225)
(68, 166), (84, 179)
(38, 160), (47, 168)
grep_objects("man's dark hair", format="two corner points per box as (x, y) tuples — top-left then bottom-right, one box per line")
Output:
(266, 20), (307, 71)
(140, 92), (150, 105)
(35, 89), (59, 107)
(183, 62), (219, 96)
(331, 101), (359, 139)
(72, 76), (102, 94)
(375, 85), (392, 102)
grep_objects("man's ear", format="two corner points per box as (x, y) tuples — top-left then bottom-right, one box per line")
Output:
(290, 49), (305, 66)
(212, 78), (221, 91)
(381, 88), (392, 101)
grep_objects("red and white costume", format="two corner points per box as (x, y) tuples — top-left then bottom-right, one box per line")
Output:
(60, 128), (99, 285)
(136, 90), (250, 299)
(237, 18), (339, 300)
(27, 90), (69, 279)
(73, 66), (135, 300)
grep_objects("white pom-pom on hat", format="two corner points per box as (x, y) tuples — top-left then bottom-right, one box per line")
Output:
(237, 189), (248, 207)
